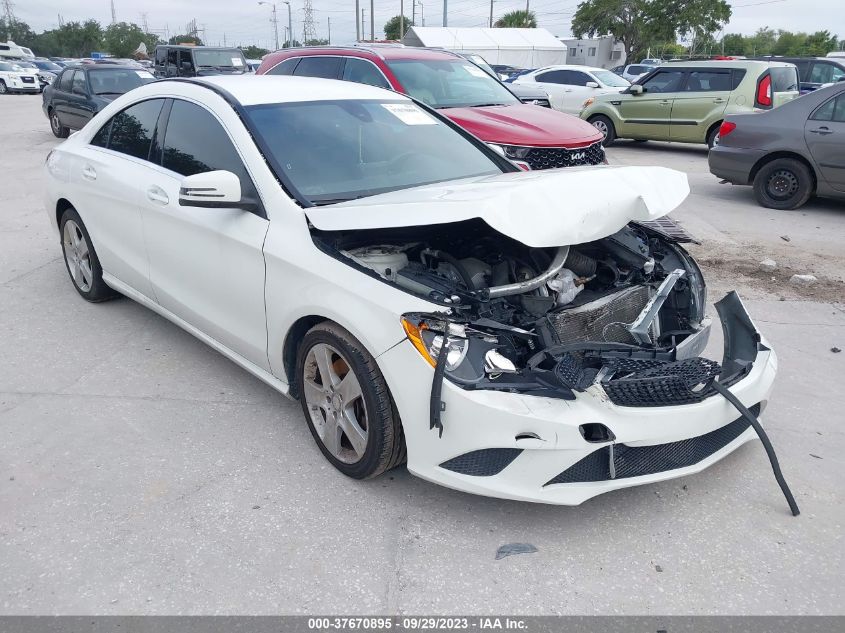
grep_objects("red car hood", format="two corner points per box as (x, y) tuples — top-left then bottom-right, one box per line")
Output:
(441, 104), (603, 148)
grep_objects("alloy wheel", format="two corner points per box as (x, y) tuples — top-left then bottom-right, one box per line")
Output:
(62, 219), (93, 292)
(51, 112), (61, 134)
(592, 119), (609, 138)
(0, 82), (6, 94)
(302, 343), (369, 464)
(766, 169), (799, 201)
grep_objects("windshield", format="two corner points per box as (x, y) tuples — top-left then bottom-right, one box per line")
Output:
(87, 68), (156, 94)
(14, 61), (36, 68)
(593, 70), (630, 87)
(246, 99), (503, 205)
(193, 49), (246, 69)
(34, 61), (62, 71)
(386, 59), (520, 109)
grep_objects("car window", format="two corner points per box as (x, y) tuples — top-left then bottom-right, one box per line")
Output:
(684, 71), (732, 92)
(770, 66), (799, 92)
(569, 71), (591, 86)
(104, 99), (164, 160)
(155, 48), (166, 65)
(386, 59), (520, 108)
(641, 70), (685, 93)
(266, 57), (299, 76)
(593, 70), (629, 87)
(536, 70), (566, 84)
(293, 56), (342, 79)
(90, 118), (111, 148)
(244, 99), (503, 205)
(161, 99), (259, 202)
(87, 68), (155, 95)
(58, 69), (75, 91)
(627, 65), (650, 75)
(809, 62), (845, 84)
(193, 49), (246, 70)
(731, 69), (747, 90)
(342, 58), (390, 89)
(811, 94), (845, 122)
(72, 71), (88, 95)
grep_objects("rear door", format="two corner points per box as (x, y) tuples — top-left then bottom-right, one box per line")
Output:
(805, 92), (845, 192)
(529, 69), (572, 112)
(617, 68), (686, 140)
(669, 69), (732, 143)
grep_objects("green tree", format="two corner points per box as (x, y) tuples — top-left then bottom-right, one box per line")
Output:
(745, 26), (777, 55)
(33, 20), (104, 57)
(282, 39), (302, 48)
(720, 33), (746, 56)
(494, 10), (537, 28)
(801, 30), (838, 56)
(384, 15), (414, 40)
(169, 34), (203, 46)
(305, 38), (329, 46)
(241, 45), (270, 58)
(0, 18), (37, 47)
(102, 22), (160, 57)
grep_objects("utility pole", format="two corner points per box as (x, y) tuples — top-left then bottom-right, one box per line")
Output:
(361, 8), (366, 42)
(283, 1), (292, 47)
(419, 1), (425, 26)
(524, 0), (529, 26)
(400, 0), (404, 42)
(327, 17), (331, 44)
(141, 12), (149, 33)
(369, 0), (374, 42)
(303, 0), (316, 45)
(442, 0), (447, 27)
(258, 2), (280, 51)
(489, 0), (493, 27)
(355, 0), (360, 41)
(110, 0), (117, 24)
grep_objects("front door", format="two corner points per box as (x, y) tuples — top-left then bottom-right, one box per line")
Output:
(806, 92), (845, 192)
(669, 69), (732, 143)
(142, 99), (270, 367)
(617, 69), (686, 140)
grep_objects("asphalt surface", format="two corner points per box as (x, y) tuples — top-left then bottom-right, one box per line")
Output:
(1, 94), (843, 615)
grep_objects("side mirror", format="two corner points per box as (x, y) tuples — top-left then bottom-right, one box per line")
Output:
(179, 170), (254, 211)
(585, 81), (599, 88)
(628, 84), (644, 95)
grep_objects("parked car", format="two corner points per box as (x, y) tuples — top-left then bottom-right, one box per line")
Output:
(709, 82), (845, 209)
(511, 64), (630, 114)
(490, 64), (524, 80)
(246, 59), (263, 72)
(0, 60), (41, 94)
(609, 64), (626, 76)
(581, 60), (801, 147)
(257, 46), (604, 170)
(44, 75), (779, 506)
(448, 51), (551, 108)
(18, 59), (62, 89)
(153, 45), (248, 77)
(620, 63), (656, 83)
(640, 58), (662, 65)
(42, 64), (156, 137)
(750, 56), (845, 92)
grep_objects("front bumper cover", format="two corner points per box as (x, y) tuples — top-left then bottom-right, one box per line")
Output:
(379, 292), (776, 505)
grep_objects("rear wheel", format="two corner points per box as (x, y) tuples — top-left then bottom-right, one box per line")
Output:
(590, 115), (616, 146)
(706, 124), (722, 149)
(0, 80), (7, 95)
(296, 322), (405, 479)
(59, 207), (118, 302)
(752, 158), (814, 210)
(50, 109), (69, 138)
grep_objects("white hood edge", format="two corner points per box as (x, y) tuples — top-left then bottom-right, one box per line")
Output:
(304, 165), (690, 248)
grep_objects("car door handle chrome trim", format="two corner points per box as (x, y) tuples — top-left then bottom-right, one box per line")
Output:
(146, 187), (170, 205)
(713, 98), (726, 103)
(81, 165), (97, 181)
(809, 127), (833, 135)
(659, 100), (671, 105)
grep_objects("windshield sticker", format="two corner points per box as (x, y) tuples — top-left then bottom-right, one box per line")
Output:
(135, 70), (154, 78)
(463, 64), (488, 78)
(381, 103), (438, 125)
(232, 57), (244, 66)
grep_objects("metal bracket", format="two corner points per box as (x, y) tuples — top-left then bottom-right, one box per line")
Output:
(627, 269), (685, 344)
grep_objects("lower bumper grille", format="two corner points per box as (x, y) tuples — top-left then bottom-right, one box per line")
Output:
(440, 448), (522, 477)
(544, 405), (759, 485)
(523, 141), (604, 170)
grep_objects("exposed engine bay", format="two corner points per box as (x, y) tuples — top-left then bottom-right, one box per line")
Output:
(312, 217), (731, 407)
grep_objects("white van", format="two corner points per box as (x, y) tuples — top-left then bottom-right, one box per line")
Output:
(0, 41), (35, 60)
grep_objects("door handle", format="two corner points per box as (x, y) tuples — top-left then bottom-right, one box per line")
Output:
(659, 100), (671, 106)
(146, 186), (170, 205)
(713, 98), (726, 104)
(81, 165), (97, 181)
(809, 127), (833, 135)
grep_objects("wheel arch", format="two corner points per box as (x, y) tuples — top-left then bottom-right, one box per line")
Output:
(282, 314), (331, 400)
(706, 119), (722, 143)
(55, 198), (74, 229)
(749, 151), (818, 192)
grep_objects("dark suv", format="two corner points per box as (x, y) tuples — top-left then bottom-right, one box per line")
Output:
(153, 45), (248, 78)
(751, 56), (845, 92)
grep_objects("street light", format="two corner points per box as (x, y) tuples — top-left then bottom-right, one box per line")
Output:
(282, 1), (293, 48)
(258, 1), (279, 51)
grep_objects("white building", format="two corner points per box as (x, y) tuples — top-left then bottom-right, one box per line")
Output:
(560, 36), (625, 69)
(402, 27), (568, 68)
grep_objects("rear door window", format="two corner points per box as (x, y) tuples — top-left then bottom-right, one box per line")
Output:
(292, 56), (342, 79)
(266, 57), (299, 75)
(341, 58), (390, 89)
(684, 70), (732, 92)
(811, 94), (845, 122)
(536, 70), (568, 84)
(106, 99), (165, 160)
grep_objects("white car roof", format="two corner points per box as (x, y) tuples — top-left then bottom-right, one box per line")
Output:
(535, 64), (604, 73)
(187, 75), (406, 106)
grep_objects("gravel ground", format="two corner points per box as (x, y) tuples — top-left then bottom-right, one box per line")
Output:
(1, 94), (843, 615)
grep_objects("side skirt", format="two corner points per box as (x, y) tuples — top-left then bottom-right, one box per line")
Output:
(102, 272), (293, 400)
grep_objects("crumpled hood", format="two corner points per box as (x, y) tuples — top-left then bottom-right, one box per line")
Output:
(441, 103), (602, 147)
(306, 165), (690, 248)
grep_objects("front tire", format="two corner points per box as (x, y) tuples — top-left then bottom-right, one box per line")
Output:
(706, 124), (721, 149)
(752, 158), (813, 210)
(590, 115), (616, 146)
(296, 322), (405, 479)
(50, 109), (69, 138)
(0, 80), (7, 95)
(59, 207), (118, 302)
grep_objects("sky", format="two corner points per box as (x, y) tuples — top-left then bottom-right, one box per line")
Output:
(9, 0), (840, 52)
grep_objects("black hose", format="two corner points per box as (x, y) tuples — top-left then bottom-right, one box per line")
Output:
(429, 250), (475, 291)
(429, 333), (449, 438)
(710, 380), (800, 517)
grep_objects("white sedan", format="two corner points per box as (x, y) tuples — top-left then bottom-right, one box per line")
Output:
(44, 76), (781, 506)
(511, 65), (630, 114)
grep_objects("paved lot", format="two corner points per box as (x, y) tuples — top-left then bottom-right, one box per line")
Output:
(1, 94), (843, 615)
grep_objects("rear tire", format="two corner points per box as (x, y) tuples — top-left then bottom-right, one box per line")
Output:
(59, 207), (118, 302)
(706, 124), (722, 149)
(296, 322), (405, 480)
(50, 109), (69, 138)
(0, 80), (7, 95)
(590, 115), (616, 146)
(752, 158), (814, 210)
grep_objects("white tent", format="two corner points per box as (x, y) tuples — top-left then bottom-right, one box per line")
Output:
(401, 27), (567, 68)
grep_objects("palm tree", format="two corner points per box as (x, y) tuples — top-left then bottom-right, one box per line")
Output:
(494, 10), (537, 28)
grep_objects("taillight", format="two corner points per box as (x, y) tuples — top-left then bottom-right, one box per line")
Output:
(756, 74), (772, 108)
(719, 121), (736, 138)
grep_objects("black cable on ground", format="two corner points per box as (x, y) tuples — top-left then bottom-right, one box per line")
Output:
(710, 380), (800, 517)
